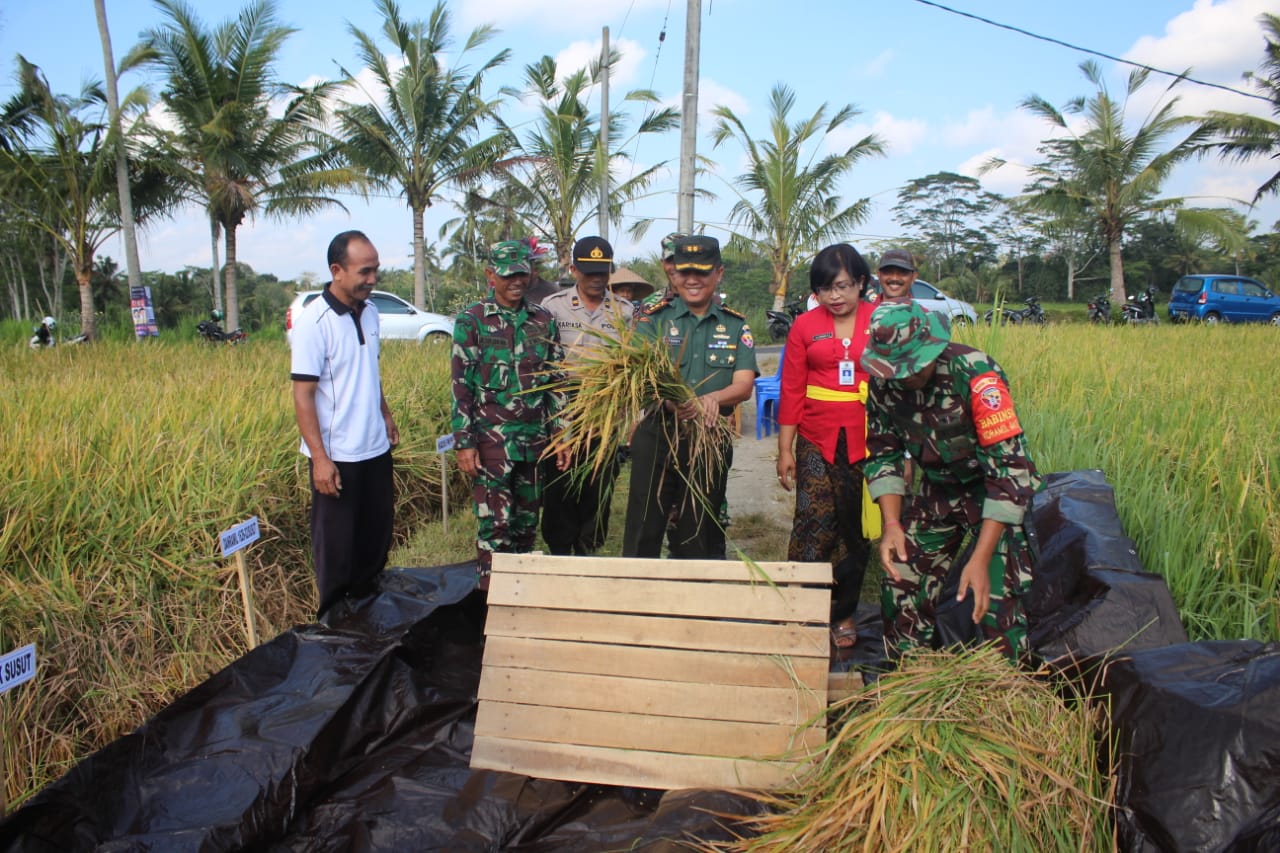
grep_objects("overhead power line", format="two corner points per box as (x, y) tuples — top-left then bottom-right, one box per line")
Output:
(909, 0), (1270, 104)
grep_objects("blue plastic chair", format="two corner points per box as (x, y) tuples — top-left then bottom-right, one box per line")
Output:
(754, 345), (785, 439)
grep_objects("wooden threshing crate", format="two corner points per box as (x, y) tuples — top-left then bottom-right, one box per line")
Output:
(471, 553), (833, 790)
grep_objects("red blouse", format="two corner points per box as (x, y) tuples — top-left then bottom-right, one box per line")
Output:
(777, 298), (878, 464)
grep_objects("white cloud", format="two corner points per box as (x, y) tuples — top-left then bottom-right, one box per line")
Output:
(861, 49), (894, 79)
(554, 36), (646, 89)
(1124, 0), (1275, 117)
(835, 111), (928, 157)
(696, 78), (750, 120)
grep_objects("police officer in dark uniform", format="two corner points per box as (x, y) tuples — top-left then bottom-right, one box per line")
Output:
(622, 236), (758, 558)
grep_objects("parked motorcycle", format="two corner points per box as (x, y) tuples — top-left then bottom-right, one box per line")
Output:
(983, 296), (1047, 326)
(29, 316), (56, 349)
(765, 298), (807, 342)
(197, 310), (248, 344)
(1121, 286), (1160, 325)
(1087, 293), (1112, 324)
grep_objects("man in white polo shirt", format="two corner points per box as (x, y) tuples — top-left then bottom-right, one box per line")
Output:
(291, 230), (399, 617)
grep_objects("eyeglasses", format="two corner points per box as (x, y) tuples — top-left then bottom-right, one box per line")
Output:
(814, 282), (859, 295)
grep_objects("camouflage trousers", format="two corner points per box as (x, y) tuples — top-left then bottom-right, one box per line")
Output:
(882, 484), (1034, 660)
(471, 446), (543, 581)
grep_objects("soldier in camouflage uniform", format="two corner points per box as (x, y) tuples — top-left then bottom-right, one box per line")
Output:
(451, 240), (567, 588)
(860, 301), (1041, 659)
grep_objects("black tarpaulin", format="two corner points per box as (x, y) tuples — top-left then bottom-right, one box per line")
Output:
(0, 565), (761, 852)
(1026, 469), (1187, 662)
(1101, 641), (1280, 853)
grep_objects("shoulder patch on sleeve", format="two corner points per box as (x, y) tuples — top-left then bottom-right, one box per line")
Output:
(739, 323), (755, 349)
(641, 296), (672, 316)
(970, 371), (1022, 447)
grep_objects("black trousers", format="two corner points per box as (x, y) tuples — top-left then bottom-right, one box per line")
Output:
(622, 414), (731, 559)
(541, 441), (621, 555)
(309, 451), (394, 617)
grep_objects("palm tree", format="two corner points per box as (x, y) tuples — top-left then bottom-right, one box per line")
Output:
(0, 57), (174, 338)
(1198, 13), (1280, 202)
(491, 54), (679, 272)
(94, 0), (143, 294)
(335, 0), (509, 310)
(145, 0), (353, 330)
(710, 84), (885, 310)
(1018, 60), (1235, 305)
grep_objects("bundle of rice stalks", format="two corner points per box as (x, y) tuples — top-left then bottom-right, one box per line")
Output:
(708, 647), (1114, 852)
(544, 322), (733, 489)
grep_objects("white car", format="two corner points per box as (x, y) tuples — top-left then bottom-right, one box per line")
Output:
(286, 290), (454, 345)
(910, 280), (977, 325)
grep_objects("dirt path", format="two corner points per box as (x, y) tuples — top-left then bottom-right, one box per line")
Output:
(724, 350), (796, 557)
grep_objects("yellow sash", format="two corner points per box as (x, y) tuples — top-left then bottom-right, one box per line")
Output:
(804, 383), (867, 403)
(802, 383), (882, 539)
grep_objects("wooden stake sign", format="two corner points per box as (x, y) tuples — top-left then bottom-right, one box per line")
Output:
(219, 516), (260, 648)
(436, 434), (455, 534)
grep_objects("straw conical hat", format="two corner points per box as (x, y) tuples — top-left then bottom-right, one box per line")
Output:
(608, 266), (655, 300)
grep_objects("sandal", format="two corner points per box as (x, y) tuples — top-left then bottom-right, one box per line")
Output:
(831, 622), (858, 649)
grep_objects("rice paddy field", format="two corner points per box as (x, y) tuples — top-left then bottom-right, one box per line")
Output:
(1, 322), (1277, 810)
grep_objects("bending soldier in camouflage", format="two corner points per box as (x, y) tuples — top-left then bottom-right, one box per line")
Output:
(451, 240), (567, 588)
(860, 301), (1041, 659)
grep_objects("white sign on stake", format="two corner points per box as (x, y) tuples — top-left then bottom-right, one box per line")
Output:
(219, 516), (261, 558)
(436, 434), (454, 533)
(0, 644), (36, 695)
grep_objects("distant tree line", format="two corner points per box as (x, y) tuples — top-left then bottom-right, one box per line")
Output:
(2, 2), (1279, 334)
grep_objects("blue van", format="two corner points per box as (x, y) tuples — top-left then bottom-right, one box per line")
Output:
(1167, 275), (1280, 325)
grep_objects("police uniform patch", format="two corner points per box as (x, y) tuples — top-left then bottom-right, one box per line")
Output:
(970, 371), (1022, 447)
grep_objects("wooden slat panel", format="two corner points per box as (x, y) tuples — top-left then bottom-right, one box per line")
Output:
(472, 736), (805, 791)
(827, 671), (864, 704)
(477, 667), (823, 724)
(482, 636), (827, 688)
(487, 573), (830, 623)
(475, 701), (825, 757)
(484, 606), (828, 657)
(492, 553), (831, 584)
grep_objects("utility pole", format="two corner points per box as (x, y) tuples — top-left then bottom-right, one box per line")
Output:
(598, 27), (610, 239)
(677, 0), (700, 234)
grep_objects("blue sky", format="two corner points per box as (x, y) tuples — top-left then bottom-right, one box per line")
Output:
(2, 0), (1277, 281)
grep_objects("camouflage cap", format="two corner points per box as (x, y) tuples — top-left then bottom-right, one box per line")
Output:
(860, 301), (951, 380)
(489, 240), (531, 276)
(661, 231), (688, 261)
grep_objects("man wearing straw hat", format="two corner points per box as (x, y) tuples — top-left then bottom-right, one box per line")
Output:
(540, 236), (634, 555)
(623, 235), (758, 559)
(860, 301), (1041, 659)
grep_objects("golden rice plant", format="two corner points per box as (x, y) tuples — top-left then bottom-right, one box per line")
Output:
(0, 338), (457, 806)
(708, 647), (1114, 852)
(963, 322), (1279, 641)
(545, 323), (733, 491)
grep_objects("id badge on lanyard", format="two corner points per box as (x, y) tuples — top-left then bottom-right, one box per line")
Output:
(838, 337), (856, 386)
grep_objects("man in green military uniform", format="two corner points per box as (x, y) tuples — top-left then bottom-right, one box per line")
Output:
(623, 235), (758, 558)
(860, 301), (1041, 659)
(451, 240), (567, 588)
